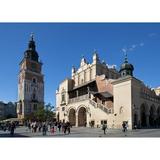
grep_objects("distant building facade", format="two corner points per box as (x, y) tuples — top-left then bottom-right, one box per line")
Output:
(56, 52), (160, 129)
(0, 101), (17, 120)
(17, 35), (44, 119)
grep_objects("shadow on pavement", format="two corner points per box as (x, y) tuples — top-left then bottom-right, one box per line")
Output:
(0, 133), (29, 137)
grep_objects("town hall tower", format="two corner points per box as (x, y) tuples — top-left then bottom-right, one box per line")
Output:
(17, 34), (44, 119)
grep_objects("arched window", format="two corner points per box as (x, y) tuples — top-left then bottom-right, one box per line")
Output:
(32, 77), (37, 83)
(61, 89), (66, 103)
(33, 93), (36, 100)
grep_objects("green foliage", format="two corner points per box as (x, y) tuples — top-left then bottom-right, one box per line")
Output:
(24, 104), (56, 122)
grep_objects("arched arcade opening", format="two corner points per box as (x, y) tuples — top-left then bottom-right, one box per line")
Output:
(78, 107), (87, 127)
(140, 104), (147, 128)
(149, 105), (156, 127)
(157, 106), (160, 127)
(68, 108), (76, 126)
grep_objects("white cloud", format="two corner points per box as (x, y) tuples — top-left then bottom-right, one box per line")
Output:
(122, 48), (127, 53)
(139, 42), (144, 47)
(148, 33), (157, 37)
(122, 42), (144, 54)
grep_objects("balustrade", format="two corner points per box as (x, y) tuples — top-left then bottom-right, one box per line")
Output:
(69, 94), (113, 114)
(68, 94), (89, 104)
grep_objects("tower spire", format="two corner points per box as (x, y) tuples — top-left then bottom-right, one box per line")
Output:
(30, 32), (34, 41)
(28, 33), (36, 51)
(120, 49), (134, 77)
(24, 33), (39, 62)
(122, 48), (128, 63)
(124, 52), (128, 63)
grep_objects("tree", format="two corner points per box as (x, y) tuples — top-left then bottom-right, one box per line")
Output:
(44, 103), (56, 121)
(35, 106), (46, 122)
(45, 103), (54, 111)
(23, 103), (56, 122)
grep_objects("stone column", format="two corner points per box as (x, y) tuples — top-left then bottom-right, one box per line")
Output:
(87, 112), (91, 127)
(76, 90), (79, 97)
(87, 86), (90, 98)
(75, 113), (78, 127)
(154, 113), (157, 127)
(146, 114), (150, 127)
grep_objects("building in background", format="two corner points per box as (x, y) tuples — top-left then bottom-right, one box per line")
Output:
(17, 34), (44, 119)
(56, 52), (160, 129)
(0, 101), (17, 120)
(0, 102), (5, 120)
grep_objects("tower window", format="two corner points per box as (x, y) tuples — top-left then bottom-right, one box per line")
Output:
(61, 94), (65, 103)
(32, 93), (36, 100)
(32, 78), (37, 83)
(33, 104), (37, 110)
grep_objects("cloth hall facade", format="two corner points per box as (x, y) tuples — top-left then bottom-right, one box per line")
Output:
(56, 52), (160, 129)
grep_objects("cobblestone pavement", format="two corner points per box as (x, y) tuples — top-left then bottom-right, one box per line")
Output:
(0, 126), (160, 137)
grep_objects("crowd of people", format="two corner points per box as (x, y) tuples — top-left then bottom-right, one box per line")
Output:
(25, 120), (71, 136)
(0, 121), (17, 136)
(0, 119), (130, 136)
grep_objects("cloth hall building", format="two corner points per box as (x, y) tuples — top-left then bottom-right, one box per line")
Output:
(56, 52), (160, 129)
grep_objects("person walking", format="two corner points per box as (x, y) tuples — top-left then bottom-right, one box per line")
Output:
(63, 123), (67, 135)
(58, 122), (62, 132)
(38, 123), (42, 132)
(51, 125), (55, 135)
(55, 121), (58, 131)
(42, 123), (47, 136)
(102, 123), (107, 135)
(67, 122), (71, 134)
(28, 122), (31, 132)
(122, 122), (127, 133)
(10, 122), (16, 136)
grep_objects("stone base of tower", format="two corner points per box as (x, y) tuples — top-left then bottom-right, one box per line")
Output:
(17, 101), (44, 120)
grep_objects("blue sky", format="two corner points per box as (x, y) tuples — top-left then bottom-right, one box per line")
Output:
(0, 23), (160, 106)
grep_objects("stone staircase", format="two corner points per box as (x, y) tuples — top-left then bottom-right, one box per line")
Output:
(68, 94), (113, 115)
(89, 99), (112, 114)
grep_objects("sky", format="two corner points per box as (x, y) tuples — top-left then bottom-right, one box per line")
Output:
(0, 23), (160, 106)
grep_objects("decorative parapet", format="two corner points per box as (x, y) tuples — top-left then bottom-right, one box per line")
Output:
(140, 91), (160, 103)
